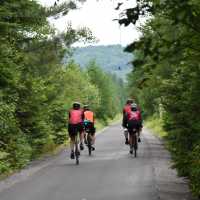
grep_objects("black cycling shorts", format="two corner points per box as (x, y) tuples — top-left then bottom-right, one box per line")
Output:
(68, 123), (84, 137)
(127, 120), (140, 135)
(84, 122), (96, 136)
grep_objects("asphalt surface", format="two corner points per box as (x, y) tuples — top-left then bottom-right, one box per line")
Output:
(0, 124), (195, 200)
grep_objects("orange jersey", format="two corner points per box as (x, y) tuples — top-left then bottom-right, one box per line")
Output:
(84, 110), (94, 123)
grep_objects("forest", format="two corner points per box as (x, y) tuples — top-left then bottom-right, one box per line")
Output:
(0, 0), (126, 175)
(0, 0), (200, 198)
(69, 45), (133, 79)
(123, 0), (200, 197)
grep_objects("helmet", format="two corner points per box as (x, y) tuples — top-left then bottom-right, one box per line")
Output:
(126, 99), (133, 104)
(73, 102), (81, 109)
(83, 105), (89, 110)
(131, 103), (137, 111)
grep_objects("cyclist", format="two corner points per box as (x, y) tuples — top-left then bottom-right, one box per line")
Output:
(126, 103), (141, 154)
(136, 104), (142, 142)
(122, 99), (133, 144)
(83, 105), (96, 151)
(131, 102), (142, 142)
(68, 102), (84, 159)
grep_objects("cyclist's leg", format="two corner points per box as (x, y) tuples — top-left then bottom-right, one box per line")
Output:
(91, 133), (95, 145)
(78, 123), (84, 150)
(90, 123), (95, 144)
(129, 133), (134, 154)
(83, 122), (89, 145)
(79, 131), (84, 143)
(129, 132), (133, 146)
(88, 122), (95, 150)
(124, 128), (129, 145)
(91, 132), (95, 151)
(70, 136), (75, 150)
(122, 116), (129, 143)
(83, 123), (87, 144)
(84, 132), (87, 144)
(68, 124), (76, 159)
(128, 128), (134, 154)
(137, 121), (142, 142)
(133, 132), (136, 148)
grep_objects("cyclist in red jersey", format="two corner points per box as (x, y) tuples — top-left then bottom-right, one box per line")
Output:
(126, 102), (142, 143)
(132, 103), (142, 142)
(122, 99), (133, 144)
(126, 103), (141, 154)
(68, 102), (84, 159)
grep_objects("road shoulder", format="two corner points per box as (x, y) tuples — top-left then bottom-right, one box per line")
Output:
(143, 127), (196, 200)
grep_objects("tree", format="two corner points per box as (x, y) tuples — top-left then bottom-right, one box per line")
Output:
(0, 0), (96, 173)
(121, 0), (200, 197)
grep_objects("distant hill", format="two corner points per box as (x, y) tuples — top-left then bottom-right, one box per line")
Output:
(69, 45), (134, 80)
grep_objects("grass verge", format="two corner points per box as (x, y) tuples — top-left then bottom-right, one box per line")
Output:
(145, 116), (167, 138)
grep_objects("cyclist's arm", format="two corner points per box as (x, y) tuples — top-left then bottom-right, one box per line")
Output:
(138, 110), (143, 127)
(122, 108), (126, 116)
(81, 112), (84, 121)
(123, 113), (128, 128)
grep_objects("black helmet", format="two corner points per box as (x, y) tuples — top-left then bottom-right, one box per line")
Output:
(126, 99), (133, 104)
(131, 103), (137, 111)
(83, 104), (89, 110)
(73, 102), (81, 109)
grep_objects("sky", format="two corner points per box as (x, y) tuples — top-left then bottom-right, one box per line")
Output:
(37, 0), (141, 47)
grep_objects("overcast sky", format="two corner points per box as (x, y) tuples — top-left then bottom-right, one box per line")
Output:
(37, 0), (141, 46)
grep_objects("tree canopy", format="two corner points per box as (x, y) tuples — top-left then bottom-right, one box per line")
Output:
(121, 0), (200, 197)
(0, 0), (126, 175)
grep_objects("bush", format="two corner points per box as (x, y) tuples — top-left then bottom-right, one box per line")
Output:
(0, 151), (10, 174)
(8, 136), (32, 169)
(190, 144), (200, 197)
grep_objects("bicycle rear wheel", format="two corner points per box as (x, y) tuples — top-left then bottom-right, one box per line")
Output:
(87, 133), (92, 156)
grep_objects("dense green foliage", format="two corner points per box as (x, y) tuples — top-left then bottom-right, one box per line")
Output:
(68, 45), (133, 79)
(122, 0), (200, 196)
(0, 1), (126, 175)
(86, 61), (126, 121)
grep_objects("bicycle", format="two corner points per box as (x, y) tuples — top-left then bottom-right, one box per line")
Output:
(129, 128), (138, 157)
(84, 121), (95, 156)
(85, 128), (93, 156)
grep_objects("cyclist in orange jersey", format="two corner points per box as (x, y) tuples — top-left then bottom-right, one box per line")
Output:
(83, 105), (96, 151)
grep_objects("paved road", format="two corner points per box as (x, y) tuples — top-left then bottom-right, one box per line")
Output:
(0, 124), (194, 200)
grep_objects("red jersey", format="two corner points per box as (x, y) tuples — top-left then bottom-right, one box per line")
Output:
(123, 104), (131, 115)
(69, 109), (83, 124)
(127, 110), (141, 121)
